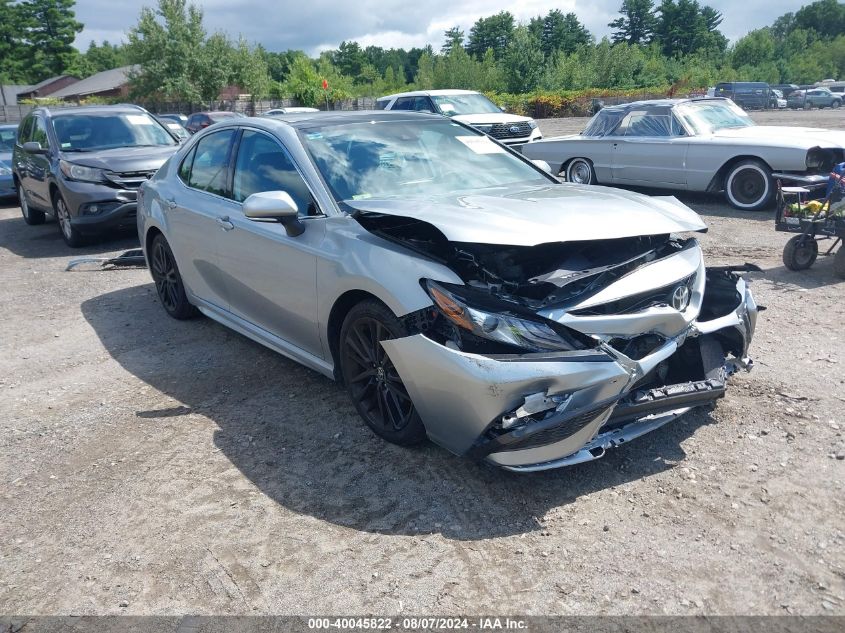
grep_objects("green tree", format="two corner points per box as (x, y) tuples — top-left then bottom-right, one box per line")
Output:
(466, 11), (514, 60)
(0, 0), (28, 83)
(794, 0), (845, 40)
(502, 26), (543, 93)
(731, 29), (775, 69)
(19, 0), (83, 81)
(332, 41), (365, 77)
(540, 10), (591, 57)
(231, 37), (271, 100)
(442, 27), (464, 55)
(127, 0), (232, 103)
(609, 0), (657, 45)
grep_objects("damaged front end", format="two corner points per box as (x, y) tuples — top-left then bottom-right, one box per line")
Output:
(369, 212), (759, 471)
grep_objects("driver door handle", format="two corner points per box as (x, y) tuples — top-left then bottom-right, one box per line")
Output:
(216, 216), (234, 231)
(165, 198), (177, 209)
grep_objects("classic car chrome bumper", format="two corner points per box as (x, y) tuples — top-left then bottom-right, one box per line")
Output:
(383, 276), (757, 471)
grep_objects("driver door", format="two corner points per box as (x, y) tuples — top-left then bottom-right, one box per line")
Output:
(215, 128), (325, 359)
(611, 109), (689, 186)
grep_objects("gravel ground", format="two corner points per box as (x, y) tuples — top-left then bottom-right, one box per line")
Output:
(1, 109), (844, 617)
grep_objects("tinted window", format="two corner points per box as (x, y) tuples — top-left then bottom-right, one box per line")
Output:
(178, 145), (196, 183)
(187, 130), (235, 196)
(232, 130), (316, 216)
(18, 116), (34, 144)
(392, 97), (413, 111)
(33, 116), (49, 148)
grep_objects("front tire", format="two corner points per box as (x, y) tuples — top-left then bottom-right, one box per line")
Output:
(339, 300), (425, 446)
(19, 184), (45, 225)
(565, 158), (596, 185)
(53, 191), (86, 247)
(725, 160), (773, 211)
(783, 235), (818, 271)
(832, 101), (841, 109)
(149, 234), (198, 319)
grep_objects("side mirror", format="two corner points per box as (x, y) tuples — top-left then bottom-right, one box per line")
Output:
(243, 191), (305, 237)
(531, 159), (552, 174)
(500, 106), (507, 112)
(23, 141), (48, 155)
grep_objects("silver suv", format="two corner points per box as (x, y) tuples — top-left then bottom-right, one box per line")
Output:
(13, 105), (180, 246)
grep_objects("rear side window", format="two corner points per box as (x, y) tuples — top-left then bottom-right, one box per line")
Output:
(375, 100), (389, 110)
(186, 130), (235, 196)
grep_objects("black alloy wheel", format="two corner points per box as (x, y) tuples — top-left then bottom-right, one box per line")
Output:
(149, 234), (197, 319)
(339, 300), (425, 446)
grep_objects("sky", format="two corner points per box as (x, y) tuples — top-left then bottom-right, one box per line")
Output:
(73, 0), (808, 56)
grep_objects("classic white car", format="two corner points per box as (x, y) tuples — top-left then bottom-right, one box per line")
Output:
(522, 97), (845, 210)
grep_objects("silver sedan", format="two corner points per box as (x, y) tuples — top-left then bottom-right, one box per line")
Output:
(138, 111), (758, 471)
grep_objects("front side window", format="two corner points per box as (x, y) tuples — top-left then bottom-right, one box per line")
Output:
(52, 112), (177, 152)
(299, 118), (550, 202)
(186, 129), (235, 196)
(17, 116), (34, 144)
(232, 129), (316, 216)
(32, 116), (49, 148)
(178, 146), (196, 184)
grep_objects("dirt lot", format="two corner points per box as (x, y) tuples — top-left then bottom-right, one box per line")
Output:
(1, 109), (844, 617)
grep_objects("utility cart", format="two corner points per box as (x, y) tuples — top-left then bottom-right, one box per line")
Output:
(775, 168), (845, 278)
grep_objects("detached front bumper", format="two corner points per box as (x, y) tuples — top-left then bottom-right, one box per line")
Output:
(383, 275), (758, 471)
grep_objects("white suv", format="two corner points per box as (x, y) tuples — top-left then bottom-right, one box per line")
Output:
(376, 90), (542, 147)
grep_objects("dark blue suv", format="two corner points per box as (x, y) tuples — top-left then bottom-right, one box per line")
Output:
(12, 105), (180, 246)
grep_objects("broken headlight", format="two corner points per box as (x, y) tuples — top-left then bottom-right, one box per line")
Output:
(423, 279), (578, 352)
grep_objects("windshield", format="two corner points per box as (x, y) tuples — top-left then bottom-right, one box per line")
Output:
(673, 100), (754, 135)
(299, 119), (549, 202)
(431, 93), (502, 116)
(53, 113), (177, 151)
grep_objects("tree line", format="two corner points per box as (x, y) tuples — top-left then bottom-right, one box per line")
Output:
(2, 0), (844, 106)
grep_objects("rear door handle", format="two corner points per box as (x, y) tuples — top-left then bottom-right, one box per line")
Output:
(216, 216), (234, 231)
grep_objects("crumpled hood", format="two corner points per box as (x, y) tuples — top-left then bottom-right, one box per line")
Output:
(711, 126), (845, 149)
(347, 183), (707, 246)
(452, 112), (533, 126)
(59, 145), (179, 172)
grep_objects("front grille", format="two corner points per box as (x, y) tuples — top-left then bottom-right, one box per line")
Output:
(572, 274), (695, 317)
(488, 122), (532, 140)
(105, 170), (157, 189)
(499, 405), (612, 452)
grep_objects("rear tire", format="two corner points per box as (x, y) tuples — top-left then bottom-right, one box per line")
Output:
(783, 235), (818, 271)
(53, 191), (86, 247)
(19, 184), (45, 225)
(149, 234), (198, 319)
(725, 160), (773, 211)
(339, 300), (426, 446)
(565, 158), (596, 185)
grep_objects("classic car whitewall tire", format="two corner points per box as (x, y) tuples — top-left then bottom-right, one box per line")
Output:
(565, 158), (596, 185)
(724, 160), (773, 211)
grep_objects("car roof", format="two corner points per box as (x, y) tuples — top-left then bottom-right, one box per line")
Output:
(596, 97), (732, 114)
(32, 104), (149, 117)
(378, 89), (480, 101)
(211, 110), (449, 131)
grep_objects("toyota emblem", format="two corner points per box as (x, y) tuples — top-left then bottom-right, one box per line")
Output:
(509, 125), (521, 134)
(671, 285), (691, 311)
